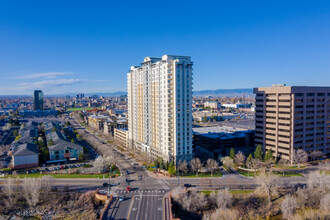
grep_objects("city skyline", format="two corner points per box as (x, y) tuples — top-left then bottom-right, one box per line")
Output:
(1, 1), (330, 95)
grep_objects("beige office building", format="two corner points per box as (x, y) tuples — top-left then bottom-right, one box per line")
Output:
(254, 85), (330, 163)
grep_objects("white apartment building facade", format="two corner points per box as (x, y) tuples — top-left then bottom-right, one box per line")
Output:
(127, 55), (194, 162)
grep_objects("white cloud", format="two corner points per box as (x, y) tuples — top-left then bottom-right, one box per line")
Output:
(13, 72), (72, 79)
(18, 78), (84, 89)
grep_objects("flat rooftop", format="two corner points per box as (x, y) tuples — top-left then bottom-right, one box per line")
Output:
(193, 126), (253, 139)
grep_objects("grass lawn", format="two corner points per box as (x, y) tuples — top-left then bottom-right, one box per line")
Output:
(201, 190), (253, 196)
(237, 169), (257, 177)
(272, 171), (303, 177)
(237, 168), (302, 177)
(180, 171), (222, 178)
(1, 168), (11, 171)
(222, 165), (233, 173)
(273, 164), (306, 169)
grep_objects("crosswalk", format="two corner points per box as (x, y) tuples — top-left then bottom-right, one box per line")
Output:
(116, 190), (165, 194)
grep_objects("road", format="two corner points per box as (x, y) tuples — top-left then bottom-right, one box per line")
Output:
(69, 117), (170, 220)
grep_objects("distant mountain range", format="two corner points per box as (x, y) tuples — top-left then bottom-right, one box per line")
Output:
(193, 88), (254, 97)
(0, 89), (254, 97)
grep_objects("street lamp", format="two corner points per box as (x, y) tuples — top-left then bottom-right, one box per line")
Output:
(177, 170), (180, 186)
(108, 168), (112, 195)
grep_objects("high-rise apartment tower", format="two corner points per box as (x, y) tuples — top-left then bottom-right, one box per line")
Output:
(127, 55), (194, 162)
(254, 85), (330, 163)
(33, 90), (44, 111)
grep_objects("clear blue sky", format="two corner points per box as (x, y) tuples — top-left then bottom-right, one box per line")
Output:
(1, 0), (330, 95)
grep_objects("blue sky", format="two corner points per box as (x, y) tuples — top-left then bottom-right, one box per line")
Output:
(1, 0), (330, 95)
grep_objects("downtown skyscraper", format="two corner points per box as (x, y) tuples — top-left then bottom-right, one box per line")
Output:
(33, 90), (44, 111)
(127, 55), (193, 163)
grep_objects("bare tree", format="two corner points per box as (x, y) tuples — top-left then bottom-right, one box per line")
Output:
(293, 149), (308, 168)
(180, 190), (207, 212)
(281, 195), (297, 219)
(206, 158), (219, 176)
(3, 177), (16, 205)
(171, 187), (206, 213)
(255, 168), (279, 208)
(22, 178), (42, 207)
(295, 187), (308, 209)
(319, 193), (330, 213)
(318, 160), (330, 172)
(221, 156), (234, 170)
(234, 151), (245, 166)
(307, 171), (330, 193)
(310, 150), (325, 161)
(202, 208), (238, 220)
(178, 160), (188, 176)
(249, 158), (261, 176)
(190, 158), (202, 176)
(41, 175), (54, 192)
(209, 188), (232, 209)
(171, 187), (185, 201)
(93, 156), (105, 173)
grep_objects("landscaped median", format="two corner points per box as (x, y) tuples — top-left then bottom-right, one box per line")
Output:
(236, 167), (303, 177)
(179, 171), (223, 178)
(201, 189), (254, 196)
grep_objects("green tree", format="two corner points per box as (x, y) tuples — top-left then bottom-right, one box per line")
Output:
(13, 119), (20, 126)
(78, 152), (85, 161)
(229, 148), (235, 159)
(246, 154), (253, 166)
(71, 139), (75, 143)
(52, 127), (57, 132)
(169, 161), (175, 169)
(264, 149), (274, 162)
(202, 116), (208, 122)
(165, 161), (169, 170)
(13, 130), (18, 137)
(48, 139), (54, 146)
(211, 115), (217, 121)
(254, 144), (263, 161)
(168, 164), (176, 176)
(8, 117), (13, 125)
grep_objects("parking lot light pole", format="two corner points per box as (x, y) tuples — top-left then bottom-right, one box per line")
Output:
(108, 168), (112, 195)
